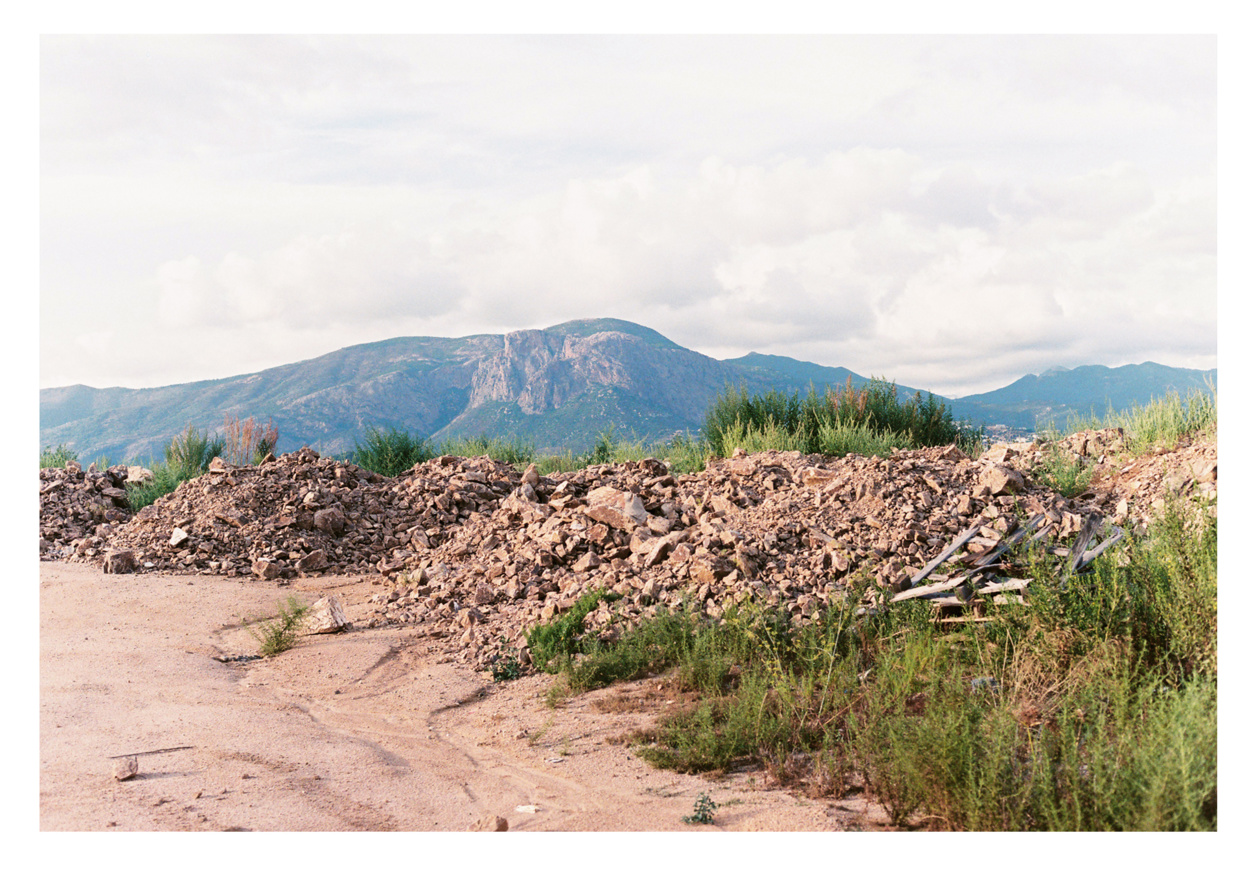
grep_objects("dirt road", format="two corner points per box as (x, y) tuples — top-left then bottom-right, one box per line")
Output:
(39, 561), (886, 832)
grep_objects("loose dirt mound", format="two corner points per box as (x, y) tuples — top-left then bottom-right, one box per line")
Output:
(41, 433), (1217, 670)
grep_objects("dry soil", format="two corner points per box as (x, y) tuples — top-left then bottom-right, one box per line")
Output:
(39, 561), (891, 832)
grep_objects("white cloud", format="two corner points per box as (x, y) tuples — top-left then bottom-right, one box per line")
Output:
(39, 35), (1216, 397)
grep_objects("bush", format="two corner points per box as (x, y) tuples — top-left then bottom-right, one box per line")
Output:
(701, 379), (980, 458)
(221, 414), (279, 465)
(1028, 437), (1096, 498)
(248, 596), (310, 657)
(40, 443), (78, 469)
(164, 425), (225, 479)
(124, 461), (185, 511)
(124, 425), (225, 511)
(351, 426), (434, 476)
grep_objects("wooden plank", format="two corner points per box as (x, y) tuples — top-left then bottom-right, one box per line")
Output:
(976, 578), (1031, 595)
(1062, 514), (1106, 584)
(892, 573), (968, 602)
(910, 523), (983, 586)
(106, 745), (195, 759)
(1078, 526), (1125, 569)
(974, 513), (1045, 567)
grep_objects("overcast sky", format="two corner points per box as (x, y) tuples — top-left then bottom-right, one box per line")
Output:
(39, 33), (1217, 398)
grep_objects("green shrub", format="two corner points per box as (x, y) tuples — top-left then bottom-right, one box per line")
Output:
(1028, 439), (1096, 498)
(122, 425), (226, 511)
(351, 426), (435, 476)
(439, 433), (536, 467)
(124, 460), (184, 511)
(248, 596), (310, 657)
(164, 425), (225, 478)
(683, 793), (718, 825)
(40, 443), (78, 469)
(701, 379), (979, 458)
(525, 588), (609, 672)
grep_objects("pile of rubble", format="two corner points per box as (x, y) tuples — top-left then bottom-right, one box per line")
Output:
(38, 462), (144, 558)
(40, 431), (1218, 671)
(60, 448), (524, 579)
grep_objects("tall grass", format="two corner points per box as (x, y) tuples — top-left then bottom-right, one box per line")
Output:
(164, 424), (225, 476)
(125, 425), (226, 510)
(40, 443), (78, 469)
(1065, 383), (1217, 454)
(531, 430), (709, 475)
(531, 474), (1216, 830)
(439, 434), (537, 467)
(221, 414), (279, 466)
(702, 378), (980, 458)
(351, 426), (435, 476)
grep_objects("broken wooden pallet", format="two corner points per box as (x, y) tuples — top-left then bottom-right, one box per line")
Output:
(894, 511), (1124, 614)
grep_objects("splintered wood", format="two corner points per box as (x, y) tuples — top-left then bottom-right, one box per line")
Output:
(895, 511), (1123, 620)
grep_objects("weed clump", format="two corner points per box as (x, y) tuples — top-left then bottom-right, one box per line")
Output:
(530, 495), (1216, 831)
(683, 792), (718, 825)
(351, 426), (435, 477)
(41, 443), (79, 469)
(249, 596), (310, 657)
(702, 378), (980, 459)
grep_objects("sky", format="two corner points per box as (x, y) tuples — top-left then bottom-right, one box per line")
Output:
(39, 32), (1218, 398)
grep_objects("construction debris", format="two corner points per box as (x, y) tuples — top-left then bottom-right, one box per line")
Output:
(39, 432), (1217, 671)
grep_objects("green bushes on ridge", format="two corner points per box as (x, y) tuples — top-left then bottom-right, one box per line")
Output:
(702, 378), (980, 459)
(350, 426), (435, 476)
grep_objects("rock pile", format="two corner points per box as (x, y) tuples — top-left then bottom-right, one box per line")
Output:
(63, 448), (523, 579)
(368, 443), (1117, 667)
(42, 433), (1218, 672)
(38, 462), (141, 558)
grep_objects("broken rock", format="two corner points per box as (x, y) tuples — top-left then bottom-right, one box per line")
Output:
(102, 549), (137, 574)
(305, 596), (349, 634)
(584, 486), (649, 532)
(113, 755), (139, 781)
(251, 558), (283, 580)
(978, 464), (1026, 496)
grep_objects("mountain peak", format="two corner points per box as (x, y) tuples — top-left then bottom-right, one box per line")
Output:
(542, 317), (682, 349)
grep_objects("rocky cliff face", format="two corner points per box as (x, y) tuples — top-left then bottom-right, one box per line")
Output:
(41, 320), (771, 460)
(468, 328), (742, 422)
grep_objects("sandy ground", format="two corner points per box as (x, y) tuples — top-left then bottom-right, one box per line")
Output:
(39, 560), (891, 832)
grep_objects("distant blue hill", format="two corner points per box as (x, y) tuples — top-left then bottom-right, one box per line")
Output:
(39, 317), (1215, 462)
(951, 362), (1217, 432)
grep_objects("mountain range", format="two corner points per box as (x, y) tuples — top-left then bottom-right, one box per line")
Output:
(39, 318), (1217, 463)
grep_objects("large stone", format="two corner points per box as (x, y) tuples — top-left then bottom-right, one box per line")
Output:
(572, 551), (601, 572)
(313, 507), (347, 536)
(584, 487), (648, 532)
(295, 548), (328, 573)
(251, 558), (283, 580)
(305, 596), (349, 634)
(978, 465), (1026, 496)
(113, 755), (138, 781)
(643, 532), (682, 567)
(103, 549), (137, 574)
